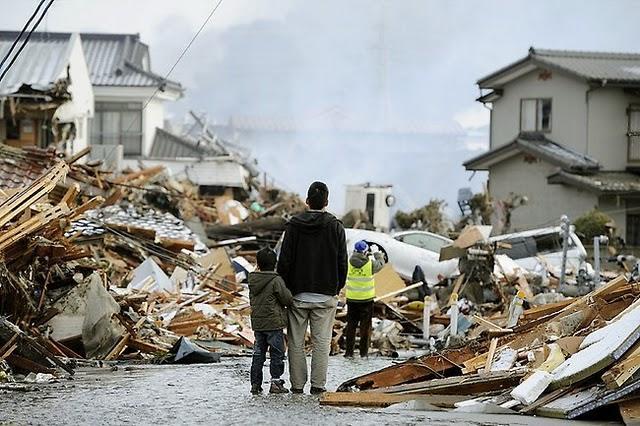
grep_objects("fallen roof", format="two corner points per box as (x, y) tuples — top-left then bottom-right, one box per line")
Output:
(548, 170), (640, 195)
(0, 32), (75, 96)
(150, 128), (217, 159)
(0, 144), (57, 190)
(478, 47), (640, 89)
(0, 31), (182, 92)
(463, 132), (600, 173)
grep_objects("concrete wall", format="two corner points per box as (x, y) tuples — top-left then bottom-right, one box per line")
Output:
(491, 69), (588, 151)
(489, 154), (598, 231)
(588, 88), (640, 170)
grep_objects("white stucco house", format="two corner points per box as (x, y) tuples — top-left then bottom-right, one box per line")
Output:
(464, 47), (640, 245)
(0, 32), (94, 155)
(0, 30), (183, 162)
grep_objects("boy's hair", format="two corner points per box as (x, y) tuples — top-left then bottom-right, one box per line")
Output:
(307, 181), (329, 210)
(257, 247), (277, 271)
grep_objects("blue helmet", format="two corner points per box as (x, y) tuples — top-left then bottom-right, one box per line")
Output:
(354, 240), (369, 253)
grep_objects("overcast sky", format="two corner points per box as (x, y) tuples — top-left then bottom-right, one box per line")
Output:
(1, 0), (639, 215)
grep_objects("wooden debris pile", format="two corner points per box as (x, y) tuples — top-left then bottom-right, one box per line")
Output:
(325, 274), (640, 423)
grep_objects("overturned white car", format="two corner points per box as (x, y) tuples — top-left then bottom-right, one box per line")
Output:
(344, 228), (458, 284)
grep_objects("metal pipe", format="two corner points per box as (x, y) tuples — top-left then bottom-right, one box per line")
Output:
(559, 215), (570, 286)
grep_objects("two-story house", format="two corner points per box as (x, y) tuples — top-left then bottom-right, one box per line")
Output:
(0, 31), (183, 162)
(464, 48), (640, 244)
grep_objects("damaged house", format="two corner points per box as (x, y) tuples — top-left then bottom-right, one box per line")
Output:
(0, 32), (93, 156)
(465, 48), (640, 243)
(0, 30), (255, 192)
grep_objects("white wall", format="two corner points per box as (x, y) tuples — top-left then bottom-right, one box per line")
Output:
(588, 88), (640, 170)
(143, 98), (164, 156)
(491, 69), (588, 153)
(53, 33), (94, 156)
(489, 154), (598, 231)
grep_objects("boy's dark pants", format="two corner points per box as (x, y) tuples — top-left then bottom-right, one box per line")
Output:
(344, 301), (374, 357)
(250, 329), (285, 387)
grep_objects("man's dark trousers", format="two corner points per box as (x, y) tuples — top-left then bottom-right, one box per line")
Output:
(344, 301), (373, 357)
(250, 329), (285, 387)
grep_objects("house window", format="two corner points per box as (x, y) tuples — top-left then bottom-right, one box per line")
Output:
(520, 98), (551, 132)
(91, 102), (143, 156)
(627, 105), (640, 161)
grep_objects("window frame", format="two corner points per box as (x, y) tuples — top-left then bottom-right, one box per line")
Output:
(91, 101), (144, 156)
(519, 98), (552, 133)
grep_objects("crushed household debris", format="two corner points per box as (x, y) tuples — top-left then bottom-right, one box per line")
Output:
(323, 233), (640, 422)
(0, 143), (304, 383)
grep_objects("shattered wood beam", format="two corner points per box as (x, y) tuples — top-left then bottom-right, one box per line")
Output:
(336, 346), (478, 391)
(67, 146), (91, 164)
(320, 392), (468, 408)
(0, 203), (70, 251)
(602, 341), (640, 389)
(0, 161), (68, 228)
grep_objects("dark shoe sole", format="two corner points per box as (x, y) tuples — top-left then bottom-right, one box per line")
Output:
(310, 387), (326, 395)
(291, 388), (304, 394)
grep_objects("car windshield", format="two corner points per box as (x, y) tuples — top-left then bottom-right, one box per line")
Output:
(494, 232), (575, 260)
(396, 233), (449, 253)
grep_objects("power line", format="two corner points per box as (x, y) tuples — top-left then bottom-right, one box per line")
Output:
(0, 0), (56, 84)
(0, 0), (48, 73)
(125, 0), (224, 134)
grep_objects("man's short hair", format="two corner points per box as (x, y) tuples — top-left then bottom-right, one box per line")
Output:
(307, 181), (329, 210)
(257, 247), (277, 271)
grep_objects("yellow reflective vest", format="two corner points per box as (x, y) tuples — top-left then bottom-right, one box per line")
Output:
(345, 259), (375, 301)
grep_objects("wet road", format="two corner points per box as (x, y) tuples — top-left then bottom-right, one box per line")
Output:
(0, 357), (622, 425)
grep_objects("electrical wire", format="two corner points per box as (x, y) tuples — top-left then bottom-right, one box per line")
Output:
(123, 0), (224, 134)
(0, 0), (48, 73)
(0, 0), (56, 84)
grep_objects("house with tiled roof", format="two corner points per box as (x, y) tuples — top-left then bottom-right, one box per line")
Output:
(0, 31), (183, 160)
(465, 47), (640, 244)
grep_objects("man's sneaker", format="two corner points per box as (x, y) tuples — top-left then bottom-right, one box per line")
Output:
(290, 387), (304, 394)
(344, 352), (354, 359)
(310, 386), (326, 395)
(269, 380), (289, 394)
(251, 385), (263, 394)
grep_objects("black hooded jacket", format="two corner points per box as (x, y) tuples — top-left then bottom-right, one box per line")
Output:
(277, 210), (347, 297)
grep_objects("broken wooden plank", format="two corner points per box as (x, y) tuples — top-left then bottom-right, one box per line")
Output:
(602, 341), (640, 389)
(320, 391), (468, 408)
(336, 345), (478, 391)
(484, 338), (499, 372)
(104, 334), (130, 361)
(619, 398), (640, 426)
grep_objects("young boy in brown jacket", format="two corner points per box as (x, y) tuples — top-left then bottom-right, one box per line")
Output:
(249, 247), (293, 394)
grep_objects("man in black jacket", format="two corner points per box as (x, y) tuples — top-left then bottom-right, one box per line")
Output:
(277, 181), (347, 394)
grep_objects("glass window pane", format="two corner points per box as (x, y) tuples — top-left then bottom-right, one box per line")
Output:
(539, 99), (552, 131)
(101, 111), (121, 145)
(90, 114), (102, 144)
(520, 99), (536, 131)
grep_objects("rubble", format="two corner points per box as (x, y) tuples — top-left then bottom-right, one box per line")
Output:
(0, 143), (303, 382)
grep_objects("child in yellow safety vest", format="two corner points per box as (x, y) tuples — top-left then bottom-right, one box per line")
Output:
(344, 240), (385, 358)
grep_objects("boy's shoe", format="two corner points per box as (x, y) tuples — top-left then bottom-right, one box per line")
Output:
(310, 387), (326, 395)
(250, 385), (263, 395)
(290, 387), (304, 394)
(344, 352), (354, 358)
(269, 380), (289, 394)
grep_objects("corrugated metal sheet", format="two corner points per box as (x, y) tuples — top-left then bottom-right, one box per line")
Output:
(0, 34), (71, 95)
(534, 48), (640, 82)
